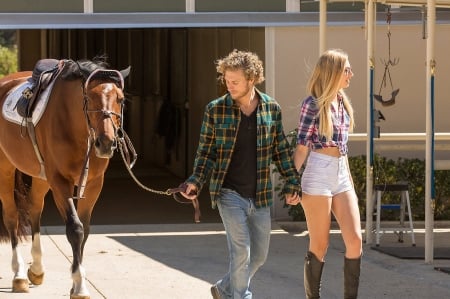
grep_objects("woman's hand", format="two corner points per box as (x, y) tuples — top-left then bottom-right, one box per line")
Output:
(285, 192), (301, 206)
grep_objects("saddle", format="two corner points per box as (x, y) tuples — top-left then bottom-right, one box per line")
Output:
(16, 59), (61, 118)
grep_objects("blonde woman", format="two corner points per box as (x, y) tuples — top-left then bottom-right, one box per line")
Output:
(294, 49), (362, 299)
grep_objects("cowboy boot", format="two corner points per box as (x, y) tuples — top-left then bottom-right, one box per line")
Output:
(344, 256), (361, 299)
(304, 251), (324, 299)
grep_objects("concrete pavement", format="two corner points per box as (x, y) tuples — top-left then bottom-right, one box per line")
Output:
(0, 222), (449, 299)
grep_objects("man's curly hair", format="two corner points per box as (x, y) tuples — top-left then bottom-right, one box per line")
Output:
(216, 49), (265, 85)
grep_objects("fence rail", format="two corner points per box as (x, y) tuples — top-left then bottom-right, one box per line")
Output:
(349, 133), (450, 166)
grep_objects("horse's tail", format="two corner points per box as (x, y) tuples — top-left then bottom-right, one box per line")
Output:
(0, 201), (9, 242)
(0, 170), (32, 242)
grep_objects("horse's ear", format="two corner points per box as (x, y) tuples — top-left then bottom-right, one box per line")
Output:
(120, 66), (131, 79)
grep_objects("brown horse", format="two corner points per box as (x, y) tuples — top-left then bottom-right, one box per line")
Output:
(0, 58), (130, 299)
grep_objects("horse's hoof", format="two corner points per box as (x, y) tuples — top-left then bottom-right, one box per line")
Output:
(70, 288), (90, 299)
(28, 268), (45, 285)
(12, 278), (30, 293)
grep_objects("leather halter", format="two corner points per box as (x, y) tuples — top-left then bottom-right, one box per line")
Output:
(82, 69), (124, 143)
(76, 69), (126, 200)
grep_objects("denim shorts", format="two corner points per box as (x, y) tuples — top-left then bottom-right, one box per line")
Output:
(301, 151), (353, 197)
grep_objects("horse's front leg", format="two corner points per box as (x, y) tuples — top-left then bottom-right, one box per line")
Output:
(65, 196), (90, 299)
(27, 233), (45, 285)
(70, 174), (104, 299)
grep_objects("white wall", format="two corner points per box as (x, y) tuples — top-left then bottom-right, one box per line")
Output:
(269, 23), (450, 219)
(271, 24), (450, 159)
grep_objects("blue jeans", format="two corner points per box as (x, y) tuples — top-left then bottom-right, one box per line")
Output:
(215, 188), (271, 299)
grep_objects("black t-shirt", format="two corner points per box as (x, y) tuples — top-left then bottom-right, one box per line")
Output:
(222, 109), (257, 198)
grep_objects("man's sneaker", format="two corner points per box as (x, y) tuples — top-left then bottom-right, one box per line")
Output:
(210, 285), (221, 299)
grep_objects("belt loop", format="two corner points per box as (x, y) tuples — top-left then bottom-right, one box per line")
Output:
(249, 197), (256, 213)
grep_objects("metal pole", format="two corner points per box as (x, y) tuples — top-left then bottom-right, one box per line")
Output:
(365, 0), (376, 244)
(425, 0), (436, 264)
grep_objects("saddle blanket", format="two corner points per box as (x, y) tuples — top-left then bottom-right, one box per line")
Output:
(2, 80), (54, 126)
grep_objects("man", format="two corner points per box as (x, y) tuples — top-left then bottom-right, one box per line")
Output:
(180, 49), (301, 299)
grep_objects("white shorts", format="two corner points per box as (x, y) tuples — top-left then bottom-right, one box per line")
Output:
(301, 151), (353, 197)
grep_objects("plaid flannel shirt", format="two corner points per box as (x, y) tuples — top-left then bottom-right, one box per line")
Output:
(186, 89), (301, 209)
(297, 95), (350, 155)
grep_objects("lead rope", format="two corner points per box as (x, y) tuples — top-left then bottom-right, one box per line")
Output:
(116, 128), (200, 222)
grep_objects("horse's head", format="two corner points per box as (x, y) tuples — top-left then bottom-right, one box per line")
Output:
(83, 67), (130, 159)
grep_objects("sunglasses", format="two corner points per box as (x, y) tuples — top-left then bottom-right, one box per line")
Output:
(344, 67), (353, 76)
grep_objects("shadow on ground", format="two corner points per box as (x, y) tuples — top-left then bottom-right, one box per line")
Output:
(40, 162), (221, 226)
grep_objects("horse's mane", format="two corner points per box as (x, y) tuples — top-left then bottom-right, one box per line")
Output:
(60, 56), (110, 80)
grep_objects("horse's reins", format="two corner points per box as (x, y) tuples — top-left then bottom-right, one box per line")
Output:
(116, 135), (200, 223)
(78, 67), (201, 223)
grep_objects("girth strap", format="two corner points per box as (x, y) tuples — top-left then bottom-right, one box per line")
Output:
(26, 117), (46, 179)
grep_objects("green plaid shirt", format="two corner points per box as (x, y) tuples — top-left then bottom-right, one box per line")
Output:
(186, 90), (301, 209)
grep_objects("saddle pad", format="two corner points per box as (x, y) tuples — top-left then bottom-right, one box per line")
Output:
(2, 80), (55, 126)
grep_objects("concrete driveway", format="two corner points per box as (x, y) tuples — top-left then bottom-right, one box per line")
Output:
(0, 222), (449, 299)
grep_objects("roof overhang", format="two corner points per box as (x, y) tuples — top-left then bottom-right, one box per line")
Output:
(0, 11), (449, 29)
(329, 0), (450, 7)
(378, 0), (450, 7)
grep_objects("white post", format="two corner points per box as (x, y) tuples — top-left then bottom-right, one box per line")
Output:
(365, 0), (376, 245)
(319, 0), (327, 54)
(286, 0), (300, 12)
(265, 27), (281, 219)
(425, 0), (436, 264)
(265, 27), (276, 103)
(83, 0), (93, 13)
(186, 0), (195, 13)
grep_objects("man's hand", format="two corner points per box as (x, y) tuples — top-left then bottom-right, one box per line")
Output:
(285, 192), (301, 206)
(180, 183), (198, 200)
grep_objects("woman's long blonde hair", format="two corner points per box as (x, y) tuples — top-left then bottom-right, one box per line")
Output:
(307, 49), (355, 140)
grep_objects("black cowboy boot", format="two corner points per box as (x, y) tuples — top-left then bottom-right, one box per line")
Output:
(304, 251), (324, 299)
(344, 256), (361, 299)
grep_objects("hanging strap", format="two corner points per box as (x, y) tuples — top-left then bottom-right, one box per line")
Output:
(374, 6), (400, 106)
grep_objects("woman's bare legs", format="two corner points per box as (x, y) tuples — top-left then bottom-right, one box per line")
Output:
(332, 190), (362, 298)
(332, 190), (362, 258)
(301, 193), (332, 299)
(301, 194), (333, 260)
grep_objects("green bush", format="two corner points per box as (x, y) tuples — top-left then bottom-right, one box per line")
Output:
(349, 155), (450, 221)
(276, 130), (450, 221)
(0, 45), (18, 78)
